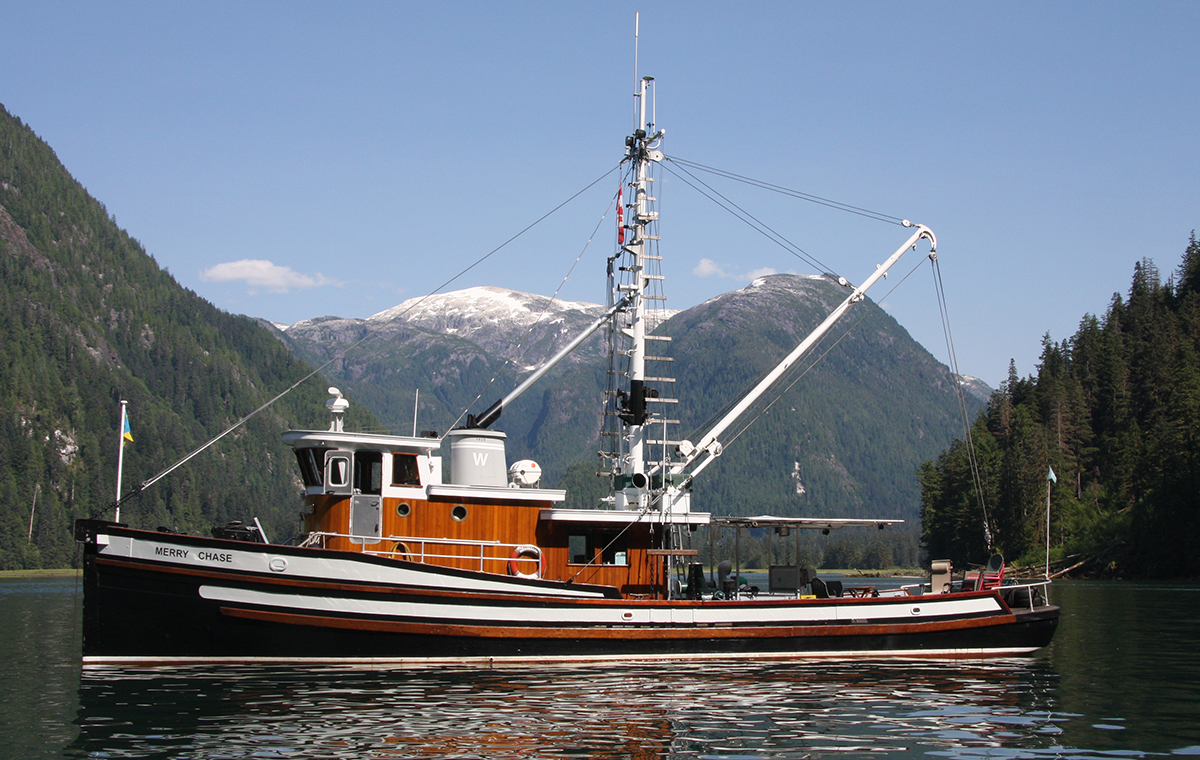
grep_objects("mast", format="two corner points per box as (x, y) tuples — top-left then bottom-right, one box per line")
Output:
(603, 75), (669, 511)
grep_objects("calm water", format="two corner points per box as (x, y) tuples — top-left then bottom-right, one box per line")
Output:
(2, 575), (1199, 759)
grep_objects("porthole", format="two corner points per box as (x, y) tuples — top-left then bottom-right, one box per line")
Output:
(396, 502), (411, 518)
(451, 504), (468, 522)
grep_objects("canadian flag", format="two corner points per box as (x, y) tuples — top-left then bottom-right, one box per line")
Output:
(617, 186), (625, 245)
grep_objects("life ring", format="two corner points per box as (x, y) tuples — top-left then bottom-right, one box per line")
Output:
(508, 544), (542, 580)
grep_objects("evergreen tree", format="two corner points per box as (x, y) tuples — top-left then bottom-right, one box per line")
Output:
(920, 235), (1200, 577)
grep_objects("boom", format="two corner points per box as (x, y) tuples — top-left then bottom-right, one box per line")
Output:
(667, 222), (937, 485)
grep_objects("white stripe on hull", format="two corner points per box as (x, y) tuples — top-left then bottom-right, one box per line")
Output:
(198, 583), (1003, 628)
(98, 533), (609, 599)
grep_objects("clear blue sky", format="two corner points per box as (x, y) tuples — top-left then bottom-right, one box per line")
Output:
(3, 1), (1197, 388)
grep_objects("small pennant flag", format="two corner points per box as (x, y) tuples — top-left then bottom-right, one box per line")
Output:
(123, 415), (133, 443)
(1047, 467), (1056, 483)
(617, 186), (625, 244)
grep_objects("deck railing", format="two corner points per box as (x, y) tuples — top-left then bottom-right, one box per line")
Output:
(1002, 579), (1052, 611)
(297, 531), (528, 573)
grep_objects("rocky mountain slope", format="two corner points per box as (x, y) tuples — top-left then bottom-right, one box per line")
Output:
(279, 274), (987, 520)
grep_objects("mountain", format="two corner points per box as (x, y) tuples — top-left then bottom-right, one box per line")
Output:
(278, 287), (614, 482)
(663, 274), (980, 520)
(958, 375), (993, 404)
(367, 286), (613, 363)
(0, 105), (352, 570)
(279, 274), (984, 521)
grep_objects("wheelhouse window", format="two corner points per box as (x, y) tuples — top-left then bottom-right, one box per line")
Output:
(325, 453), (351, 491)
(601, 531), (629, 565)
(392, 454), (421, 486)
(569, 534), (589, 564)
(294, 447), (329, 488)
(354, 451), (383, 495)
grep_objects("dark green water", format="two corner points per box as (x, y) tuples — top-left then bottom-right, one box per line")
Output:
(2, 576), (1198, 759)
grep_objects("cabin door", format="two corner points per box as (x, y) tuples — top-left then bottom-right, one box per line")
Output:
(349, 451), (383, 545)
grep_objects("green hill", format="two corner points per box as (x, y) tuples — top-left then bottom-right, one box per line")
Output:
(0, 105), (353, 569)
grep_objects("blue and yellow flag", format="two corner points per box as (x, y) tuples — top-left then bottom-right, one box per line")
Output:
(123, 415), (133, 443)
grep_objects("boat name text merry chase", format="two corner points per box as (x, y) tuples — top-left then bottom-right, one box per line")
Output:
(153, 546), (232, 563)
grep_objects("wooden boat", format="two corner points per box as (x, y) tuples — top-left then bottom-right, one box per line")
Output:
(74, 74), (1058, 667)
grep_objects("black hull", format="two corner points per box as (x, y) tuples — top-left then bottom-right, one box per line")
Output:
(80, 525), (1058, 666)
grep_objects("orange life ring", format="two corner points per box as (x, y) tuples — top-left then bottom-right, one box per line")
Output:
(508, 544), (542, 579)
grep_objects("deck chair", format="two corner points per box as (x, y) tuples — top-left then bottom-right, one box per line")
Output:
(812, 578), (842, 598)
(979, 553), (1005, 590)
(930, 559), (953, 594)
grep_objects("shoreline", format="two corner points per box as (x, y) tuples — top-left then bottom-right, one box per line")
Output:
(0, 568), (81, 578)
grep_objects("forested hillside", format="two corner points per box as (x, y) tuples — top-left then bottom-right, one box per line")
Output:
(920, 236), (1200, 577)
(0, 105), (350, 569)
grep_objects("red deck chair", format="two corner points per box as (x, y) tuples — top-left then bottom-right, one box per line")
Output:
(978, 553), (1006, 590)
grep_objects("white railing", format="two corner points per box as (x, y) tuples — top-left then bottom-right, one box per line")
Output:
(297, 531), (529, 574)
(896, 579), (1052, 611)
(1002, 579), (1052, 611)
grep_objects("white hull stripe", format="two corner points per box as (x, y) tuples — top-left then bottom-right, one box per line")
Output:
(100, 533), (608, 599)
(199, 585), (1004, 627)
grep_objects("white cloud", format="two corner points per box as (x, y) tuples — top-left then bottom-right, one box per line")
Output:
(693, 258), (782, 282)
(199, 259), (341, 293)
(693, 258), (728, 278)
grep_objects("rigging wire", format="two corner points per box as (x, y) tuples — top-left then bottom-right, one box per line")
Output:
(661, 160), (835, 277)
(647, 156), (932, 470)
(102, 164), (623, 519)
(930, 256), (994, 548)
(447, 176), (623, 431)
(667, 156), (908, 227)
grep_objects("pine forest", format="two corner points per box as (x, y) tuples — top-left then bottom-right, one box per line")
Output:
(920, 236), (1200, 577)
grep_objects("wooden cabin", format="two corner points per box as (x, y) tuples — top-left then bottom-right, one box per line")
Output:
(282, 390), (708, 598)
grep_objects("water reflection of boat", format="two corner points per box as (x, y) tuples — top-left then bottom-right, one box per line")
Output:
(70, 661), (1062, 758)
(73, 68), (1057, 667)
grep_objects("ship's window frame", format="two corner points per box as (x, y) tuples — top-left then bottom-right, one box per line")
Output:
(392, 453), (422, 486)
(396, 502), (411, 518)
(568, 534), (589, 564)
(325, 453), (351, 493)
(451, 504), (468, 522)
(600, 531), (629, 566)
